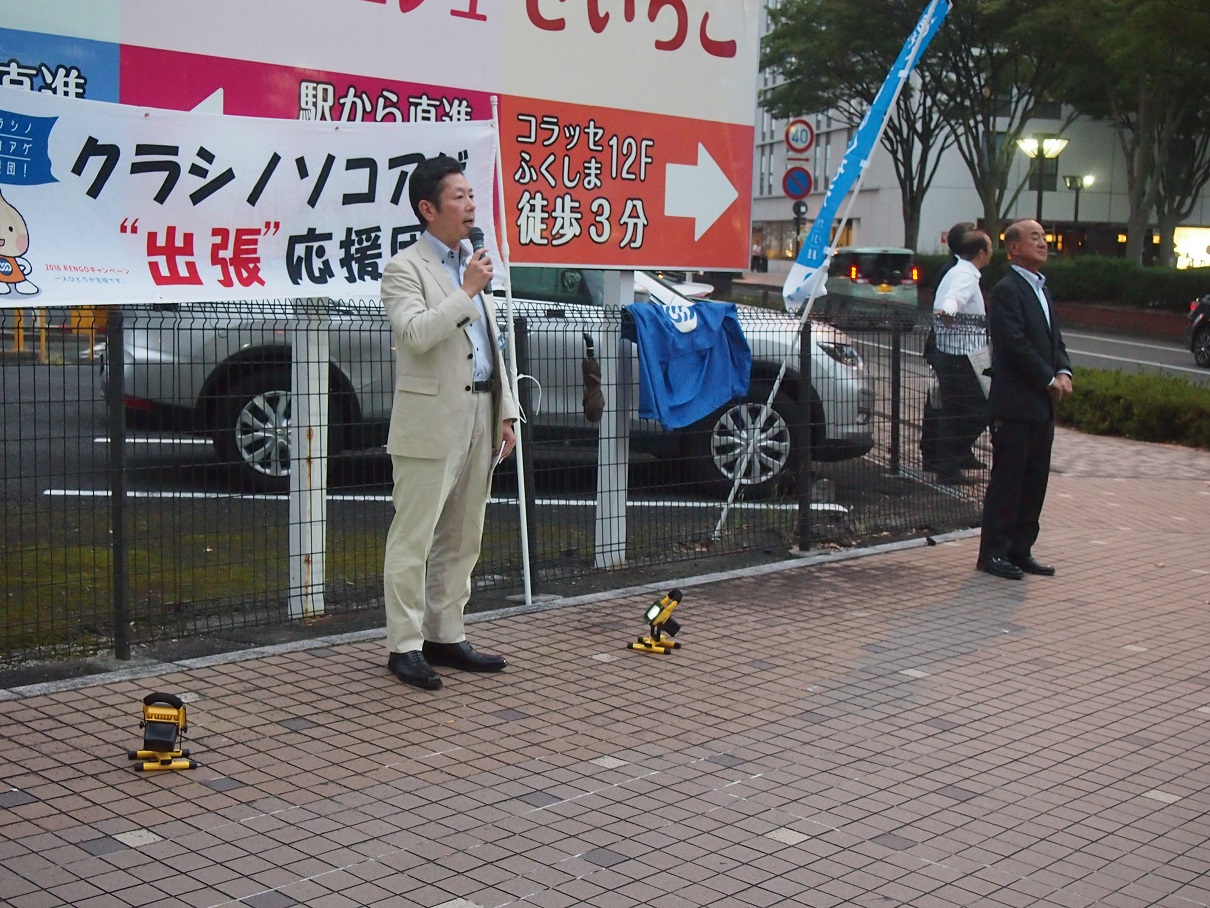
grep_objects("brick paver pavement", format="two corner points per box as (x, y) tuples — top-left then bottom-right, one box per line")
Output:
(2, 427), (1208, 908)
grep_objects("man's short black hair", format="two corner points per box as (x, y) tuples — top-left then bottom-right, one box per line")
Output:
(955, 230), (990, 260)
(409, 154), (465, 227)
(946, 220), (976, 250)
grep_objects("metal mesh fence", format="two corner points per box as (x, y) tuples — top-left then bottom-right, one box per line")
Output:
(1, 290), (985, 665)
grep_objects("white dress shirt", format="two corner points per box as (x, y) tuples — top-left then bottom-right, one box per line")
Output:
(424, 232), (494, 383)
(1010, 264), (1051, 328)
(933, 258), (986, 355)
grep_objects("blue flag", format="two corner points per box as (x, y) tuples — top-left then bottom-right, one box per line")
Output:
(783, 0), (950, 312)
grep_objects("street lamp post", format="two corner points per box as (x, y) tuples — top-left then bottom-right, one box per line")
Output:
(1063, 173), (1095, 224)
(1016, 135), (1069, 222)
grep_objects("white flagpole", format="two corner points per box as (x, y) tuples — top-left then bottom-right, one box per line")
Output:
(491, 95), (533, 607)
(713, 0), (949, 542)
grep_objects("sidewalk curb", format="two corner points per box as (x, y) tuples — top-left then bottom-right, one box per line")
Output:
(0, 528), (979, 701)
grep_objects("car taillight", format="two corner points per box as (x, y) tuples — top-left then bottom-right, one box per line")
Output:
(848, 264), (869, 284)
(902, 265), (919, 286)
(1193, 300), (1202, 312)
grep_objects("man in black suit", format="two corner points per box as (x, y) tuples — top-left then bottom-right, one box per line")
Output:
(977, 219), (1072, 580)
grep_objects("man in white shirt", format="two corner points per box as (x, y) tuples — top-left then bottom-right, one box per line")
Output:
(930, 229), (992, 483)
(921, 220), (974, 473)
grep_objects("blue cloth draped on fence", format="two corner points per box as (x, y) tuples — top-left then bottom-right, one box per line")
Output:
(623, 301), (752, 430)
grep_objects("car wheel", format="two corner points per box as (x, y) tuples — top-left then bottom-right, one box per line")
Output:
(684, 384), (803, 499)
(214, 367), (294, 493)
(1194, 327), (1210, 368)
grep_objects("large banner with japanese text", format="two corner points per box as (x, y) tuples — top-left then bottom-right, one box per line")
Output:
(3, 0), (758, 274)
(0, 87), (498, 306)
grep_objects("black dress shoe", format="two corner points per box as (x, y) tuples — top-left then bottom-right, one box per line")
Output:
(958, 454), (987, 470)
(933, 470), (968, 484)
(387, 651), (442, 690)
(423, 640), (506, 673)
(1011, 555), (1055, 576)
(977, 557), (1024, 580)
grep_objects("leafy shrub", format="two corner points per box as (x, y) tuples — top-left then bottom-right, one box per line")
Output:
(1056, 368), (1210, 449)
(1042, 259), (1208, 310)
(914, 254), (951, 290)
(916, 253), (1209, 312)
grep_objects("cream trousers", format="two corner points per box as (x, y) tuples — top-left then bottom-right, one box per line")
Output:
(383, 390), (494, 653)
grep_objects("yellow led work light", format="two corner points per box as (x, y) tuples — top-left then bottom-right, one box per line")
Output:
(629, 588), (683, 654)
(128, 693), (197, 771)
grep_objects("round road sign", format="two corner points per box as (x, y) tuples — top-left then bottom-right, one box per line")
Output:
(785, 118), (815, 153)
(783, 167), (813, 200)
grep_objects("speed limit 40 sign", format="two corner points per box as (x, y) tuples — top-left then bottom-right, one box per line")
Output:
(785, 118), (815, 154)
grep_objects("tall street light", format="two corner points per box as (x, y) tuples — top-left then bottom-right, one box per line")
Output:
(1016, 135), (1069, 221)
(1063, 173), (1095, 224)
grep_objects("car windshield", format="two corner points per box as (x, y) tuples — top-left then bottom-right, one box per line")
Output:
(510, 266), (598, 306)
(507, 266), (702, 308)
(640, 271), (685, 294)
(852, 252), (912, 285)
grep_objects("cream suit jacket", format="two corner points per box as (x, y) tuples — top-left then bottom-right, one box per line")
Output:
(381, 237), (519, 459)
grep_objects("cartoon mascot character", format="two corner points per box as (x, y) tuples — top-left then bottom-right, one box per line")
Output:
(0, 189), (40, 295)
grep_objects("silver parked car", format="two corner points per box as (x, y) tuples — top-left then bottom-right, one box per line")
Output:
(110, 268), (874, 498)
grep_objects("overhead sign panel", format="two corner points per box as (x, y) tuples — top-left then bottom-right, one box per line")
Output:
(0, 87), (500, 305)
(4, 0), (758, 272)
(500, 98), (750, 267)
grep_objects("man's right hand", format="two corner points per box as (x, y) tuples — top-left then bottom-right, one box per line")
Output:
(462, 248), (494, 297)
(1049, 373), (1073, 403)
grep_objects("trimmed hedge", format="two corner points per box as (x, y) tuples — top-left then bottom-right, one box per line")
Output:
(1056, 367), (1210, 450)
(915, 253), (1209, 312)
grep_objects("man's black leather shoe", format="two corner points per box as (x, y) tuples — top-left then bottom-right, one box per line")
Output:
(977, 557), (1024, 580)
(958, 454), (987, 469)
(1012, 555), (1055, 576)
(423, 640), (506, 672)
(934, 470), (968, 485)
(387, 651), (442, 689)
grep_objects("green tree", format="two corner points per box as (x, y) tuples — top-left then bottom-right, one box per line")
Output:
(760, 0), (955, 249)
(930, 0), (1073, 243)
(1055, 0), (1210, 263)
(762, 0), (1070, 249)
(1155, 109), (1210, 267)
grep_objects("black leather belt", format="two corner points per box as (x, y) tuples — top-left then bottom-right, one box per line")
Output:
(471, 378), (494, 393)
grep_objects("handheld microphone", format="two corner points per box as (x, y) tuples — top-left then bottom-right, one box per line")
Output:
(467, 226), (493, 294)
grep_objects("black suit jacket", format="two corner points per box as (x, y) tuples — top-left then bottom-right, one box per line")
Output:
(986, 268), (1071, 421)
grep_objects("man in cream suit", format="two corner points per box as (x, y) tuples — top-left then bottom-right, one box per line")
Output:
(380, 154), (519, 690)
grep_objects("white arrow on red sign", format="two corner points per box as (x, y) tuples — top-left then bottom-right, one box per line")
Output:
(664, 143), (739, 241)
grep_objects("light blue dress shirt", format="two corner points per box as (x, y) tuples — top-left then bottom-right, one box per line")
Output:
(424, 232), (493, 383)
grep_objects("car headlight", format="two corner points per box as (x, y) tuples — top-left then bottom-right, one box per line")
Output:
(818, 341), (862, 369)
